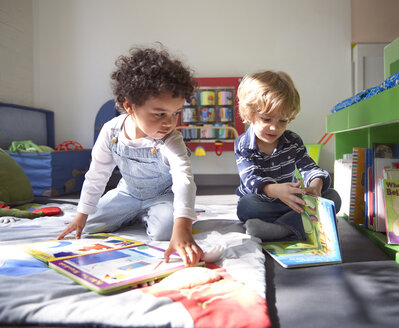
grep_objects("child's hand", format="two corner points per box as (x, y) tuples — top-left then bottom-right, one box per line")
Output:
(264, 181), (306, 213)
(164, 217), (204, 266)
(57, 212), (88, 240)
(303, 178), (323, 197)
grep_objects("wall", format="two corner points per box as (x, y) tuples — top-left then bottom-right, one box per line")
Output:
(0, 0), (33, 106)
(30, 0), (352, 175)
(351, 0), (399, 43)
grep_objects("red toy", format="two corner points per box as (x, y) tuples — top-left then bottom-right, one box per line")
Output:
(55, 141), (84, 151)
(32, 206), (62, 216)
(215, 141), (223, 156)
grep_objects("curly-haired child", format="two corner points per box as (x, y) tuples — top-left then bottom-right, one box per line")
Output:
(58, 46), (203, 265)
(235, 70), (341, 241)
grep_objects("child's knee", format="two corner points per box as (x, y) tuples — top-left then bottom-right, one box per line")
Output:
(146, 202), (174, 241)
(146, 222), (173, 241)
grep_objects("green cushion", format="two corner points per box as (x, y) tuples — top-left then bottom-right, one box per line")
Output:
(0, 148), (34, 205)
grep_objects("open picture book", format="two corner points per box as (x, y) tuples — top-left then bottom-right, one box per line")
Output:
(21, 233), (202, 294)
(263, 195), (342, 268)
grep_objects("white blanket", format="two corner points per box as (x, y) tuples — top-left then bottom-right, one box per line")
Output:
(0, 199), (269, 327)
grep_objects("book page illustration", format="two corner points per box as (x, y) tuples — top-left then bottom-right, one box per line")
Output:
(263, 195), (341, 268)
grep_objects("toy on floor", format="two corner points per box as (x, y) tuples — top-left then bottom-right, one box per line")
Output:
(55, 141), (84, 151)
(8, 140), (54, 153)
(32, 207), (62, 216)
(0, 203), (62, 221)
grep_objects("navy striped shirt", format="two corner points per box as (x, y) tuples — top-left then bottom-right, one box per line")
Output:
(234, 125), (331, 201)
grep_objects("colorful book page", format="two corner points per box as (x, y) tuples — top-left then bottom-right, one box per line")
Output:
(263, 196), (341, 268)
(20, 233), (143, 262)
(49, 244), (189, 293)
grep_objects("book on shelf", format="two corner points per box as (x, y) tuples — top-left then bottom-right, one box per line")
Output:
(382, 179), (399, 244)
(349, 147), (366, 225)
(384, 167), (399, 179)
(333, 157), (352, 218)
(365, 148), (374, 229)
(21, 233), (200, 294)
(372, 143), (399, 232)
(263, 195), (342, 268)
(373, 158), (399, 232)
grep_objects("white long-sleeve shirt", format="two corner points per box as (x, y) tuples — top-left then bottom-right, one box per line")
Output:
(77, 115), (197, 220)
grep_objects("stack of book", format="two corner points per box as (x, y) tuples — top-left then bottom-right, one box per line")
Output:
(347, 143), (399, 245)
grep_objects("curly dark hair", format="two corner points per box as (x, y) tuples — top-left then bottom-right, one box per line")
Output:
(111, 46), (196, 113)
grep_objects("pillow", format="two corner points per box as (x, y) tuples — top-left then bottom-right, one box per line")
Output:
(158, 267), (221, 290)
(0, 148), (34, 205)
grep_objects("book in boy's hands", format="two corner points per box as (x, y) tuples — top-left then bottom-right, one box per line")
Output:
(21, 233), (202, 293)
(263, 195), (341, 268)
(382, 179), (399, 244)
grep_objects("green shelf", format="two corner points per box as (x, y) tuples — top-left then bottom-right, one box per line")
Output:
(352, 224), (399, 264)
(328, 38), (399, 263)
(326, 85), (399, 160)
(327, 85), (399, 133)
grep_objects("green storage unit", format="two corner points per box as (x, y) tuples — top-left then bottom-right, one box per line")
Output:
(326, 37), (399, 262)
(326, 85), (399, 160)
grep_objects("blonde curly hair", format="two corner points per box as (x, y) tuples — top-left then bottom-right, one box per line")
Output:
(237, 70), (300, 124)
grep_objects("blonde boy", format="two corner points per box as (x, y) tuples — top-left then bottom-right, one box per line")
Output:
(235, 71), (341, 241)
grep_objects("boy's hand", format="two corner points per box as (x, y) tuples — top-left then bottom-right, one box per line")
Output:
(264, 181), (306, 213)
(164, 217), (204, 266)
(303, 178), (323, 197)
(57, 212), (88, 240)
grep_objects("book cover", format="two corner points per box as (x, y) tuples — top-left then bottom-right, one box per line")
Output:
(349, 147), (366, 225)
(382, 179), (399, 244)
(372, 143), (399, 232)
(262, 195), (342, 268)
(373, 158), (399, 232)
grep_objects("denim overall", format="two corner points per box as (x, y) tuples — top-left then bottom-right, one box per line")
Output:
(84, 116), (175, 241)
